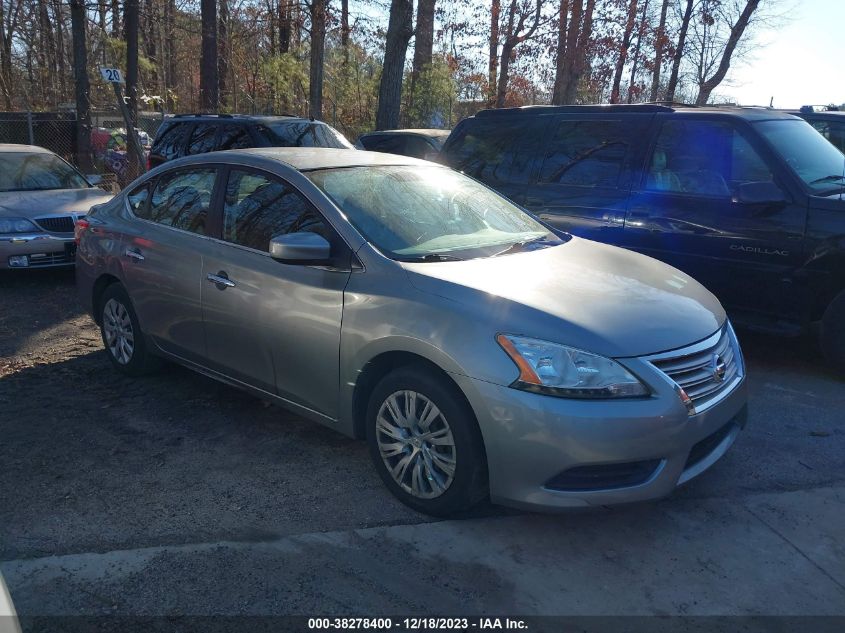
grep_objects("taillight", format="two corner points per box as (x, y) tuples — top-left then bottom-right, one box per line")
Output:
(74, 218), (90, 244)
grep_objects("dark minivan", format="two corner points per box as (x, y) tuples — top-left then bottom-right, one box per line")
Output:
(149, 114), (353, 168)
(441, 104), (845, 367)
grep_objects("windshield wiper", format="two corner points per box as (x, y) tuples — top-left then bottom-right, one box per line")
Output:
(809, 174), (845, 185)
(398, 253), (464, 262)
(489, 236), (550, 258)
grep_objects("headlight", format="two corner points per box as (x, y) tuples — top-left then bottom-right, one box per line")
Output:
(496, 334), (649, 398)
(0, 218), (39, 234)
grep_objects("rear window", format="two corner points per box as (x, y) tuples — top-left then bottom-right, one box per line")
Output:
(186, 123), (218, 155)
(152, 122), (189, 160)
(441, 117), (544, 184)
(257, 121), (353, 149)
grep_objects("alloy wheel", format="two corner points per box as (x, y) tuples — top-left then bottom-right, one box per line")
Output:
(103, 298), (135, 365)
(375, 390), (457, 499)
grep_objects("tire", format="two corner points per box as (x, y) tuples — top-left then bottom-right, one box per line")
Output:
(99, 283), (160, 376)
(366, 365), (488, 516)
(821, 291), (845, 372)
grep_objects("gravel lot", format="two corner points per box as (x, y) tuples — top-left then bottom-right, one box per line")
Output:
(1, 268), (843, 623)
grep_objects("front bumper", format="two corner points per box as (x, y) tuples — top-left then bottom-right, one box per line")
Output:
(452, 360), (747, 511)
(0, 233), (76, 269)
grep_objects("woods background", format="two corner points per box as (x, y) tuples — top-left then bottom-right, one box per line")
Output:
(0, 0), (778, 141)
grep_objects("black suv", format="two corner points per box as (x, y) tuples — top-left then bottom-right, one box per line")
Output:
(787, 106), (845, 153)
(441, 104), (845, 366)
(149, 114), (353, 168)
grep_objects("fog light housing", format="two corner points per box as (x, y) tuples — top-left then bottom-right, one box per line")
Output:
(8, 255), (29, 267)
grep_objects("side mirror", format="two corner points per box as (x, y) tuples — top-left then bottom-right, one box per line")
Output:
(85, 174), (103, 186)
(733, 181), (786, 205)
(269, 232), (331, 263)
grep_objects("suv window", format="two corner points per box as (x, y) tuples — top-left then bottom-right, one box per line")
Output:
(222, 169), (327, 252)
(646, 120), (774, 197)
(443, 117), (543, 184)
(404, 136), (434, 159)
(218, 124), (254, 150)
(809, 119), (845, 153)
(186, 123), (218, 155)
(256, 121), (352, 149)
(147, 168), (216, 234)
(361, 135), (406, 154)
(152, 122), (188, 161)
(539, 120), (628, 186)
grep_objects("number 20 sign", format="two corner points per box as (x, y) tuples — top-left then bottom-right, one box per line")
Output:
(99, 67), (124, 84)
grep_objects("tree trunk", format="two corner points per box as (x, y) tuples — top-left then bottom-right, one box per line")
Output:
(144, 0), (158, 88)
(219, 0), (228, 110)
(69, 0), (92, 171)
(125, 0), (139, 126)
(279, 0), (291, 54)
(409, 0), (435, 114)
(552, 0), (575, 105)
(626, 0), (649, 103)
(165, 0), (177, 109)
(376, 0), (413, 129)
(649, 0), (670, 101)
(341, 0), (349, 51)
(666, 0), (693, 103)
(111, 0), (120, 38)
(200, 0), (218, 111)
(487, 0), (500, 107)
(495, 0), (542, 108)
(308, 0), (326, 119)
(694, 0), (761, 105)
(610, 0), (638, 103)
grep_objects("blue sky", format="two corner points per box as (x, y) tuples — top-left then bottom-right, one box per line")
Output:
(725, 0), (844, 108)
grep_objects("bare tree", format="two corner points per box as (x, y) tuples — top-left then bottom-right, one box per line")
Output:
(125, 0), (140, 125)
(308, 0), (327, 118)
(496, 0), (544, 108)
(219, 0), (229, 109)
(409, 0), (436, 113)
(200, 0), (218, 111)
(488, 0), (500, 106)
(666, 0), (694, 102)
(69, 0), (92, 171)
(610, 0), (639, 103)
(649, 0), (671, 101)
(552, 0), (595, 105)
(376, 0), (413, 129)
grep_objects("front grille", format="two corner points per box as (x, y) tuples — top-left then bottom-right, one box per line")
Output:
(35, 216), (78, 233)
(685, 423), (736, 470)
(545, 459), (662, 492)
(25, 250), (75, 266)
(649, 326), (742, 413)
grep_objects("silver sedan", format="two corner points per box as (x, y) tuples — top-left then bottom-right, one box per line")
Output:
(0, 144), (112, 269)
(76, 148), (747, 515)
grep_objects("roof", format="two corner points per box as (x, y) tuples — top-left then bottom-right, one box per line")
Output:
(171, 147), (436, 171)
(166, 113), (311, 123)
(472, 103), (801, 122)
(0, 143), (53, 154)
(360, 128), (451, 138)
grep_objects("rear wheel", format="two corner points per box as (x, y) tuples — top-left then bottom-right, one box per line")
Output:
(821, 291), (845, 372)
(99, 283), (159, 376)
(366, 365), (488, 516)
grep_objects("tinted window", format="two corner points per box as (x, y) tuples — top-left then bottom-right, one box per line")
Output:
(442, 118), (542, 184)
(152, 122), (188, 160)
(257, 121), (353, 149)
(810, 119), (845, 153)
(757, 119), (845, 193)
(223, 169), (327, 252)
(404, 136), (435, 159)
(360, 135), (406, 154)
(218, 124), (254, 150)
(539, 120), (627, 186)
(148, 168), (216, 234)
(126, 183), (151, 217)
(186, 123), (218, 155)
(646, 120), (774, 197)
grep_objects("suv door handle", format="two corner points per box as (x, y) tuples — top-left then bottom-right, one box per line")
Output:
(207, 272), (236, 289)
(125, 248), (145, 261)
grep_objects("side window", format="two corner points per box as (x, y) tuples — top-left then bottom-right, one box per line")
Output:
(222, 169), (327, 252)
(404, 136), (433, 159)
(186, 123), (218, 155)
(646, 120), (776, 198)
(148, 168), (216, 235)
(443, 118), (543, 184)
(152, 123), (187, 160)
(539, 120), (628, 186)
(126, 183), (151, 219)
(364, 135), (406, 155)
(218, 124), (254, 150)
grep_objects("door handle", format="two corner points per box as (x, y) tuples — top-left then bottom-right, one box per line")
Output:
(125, 248), (145, 261)
(206, 272), (236, 289)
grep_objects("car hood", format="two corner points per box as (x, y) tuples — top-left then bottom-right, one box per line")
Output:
(402, 237), (725, 358)
(0, 188), (113, 218)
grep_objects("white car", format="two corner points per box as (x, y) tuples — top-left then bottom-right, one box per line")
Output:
(0, 144), (113, 269)
(0, 572), (20, 633)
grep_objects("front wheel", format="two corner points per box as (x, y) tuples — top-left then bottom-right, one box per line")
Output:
(99, 283), (159, 376)
(366, 366), (488, 516)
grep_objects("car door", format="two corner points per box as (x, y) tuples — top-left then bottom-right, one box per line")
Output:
(120, 166), (221, 362)
(622, 116), (807, 322)
(201, 167), (350, 418)
(524, 114), (650, 244)
(441, 115), (545, 206)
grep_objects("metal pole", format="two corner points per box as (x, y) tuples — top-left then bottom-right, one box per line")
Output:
(26, 111), (35, 145)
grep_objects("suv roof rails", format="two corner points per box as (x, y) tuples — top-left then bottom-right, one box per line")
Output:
(475, 104), (675, 117)
(640, 100), (697, 108)
(173, 113), (234, 118)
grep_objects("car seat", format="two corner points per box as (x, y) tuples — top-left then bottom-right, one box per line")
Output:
(647, 149), (682, 192)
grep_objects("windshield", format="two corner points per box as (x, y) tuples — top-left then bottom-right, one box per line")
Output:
(756, 119), (845, 193)
(307, 165), (563, 261)
(262, 121), (354, 149)
(0, 153), (89, 192)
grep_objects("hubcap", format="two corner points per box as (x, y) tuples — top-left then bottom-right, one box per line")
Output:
(102, 298), (135, 365)
(376, 390), (456, 499)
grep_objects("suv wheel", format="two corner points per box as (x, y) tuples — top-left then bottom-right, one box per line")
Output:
(821, 291), (845, 371)
(99, 284), (159, 376)
(366, 365), (487, 516)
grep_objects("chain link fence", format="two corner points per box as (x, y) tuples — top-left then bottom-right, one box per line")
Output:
(0, 110), (166, 192)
